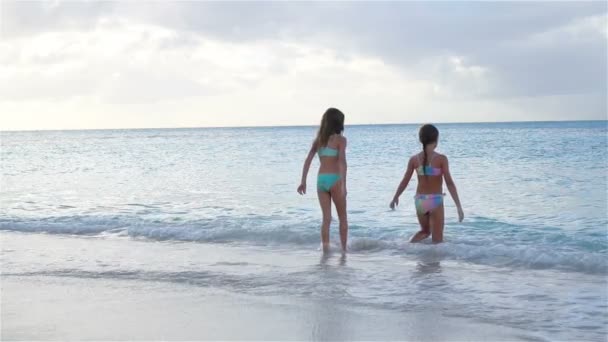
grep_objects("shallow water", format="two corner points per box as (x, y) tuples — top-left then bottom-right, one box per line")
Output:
(1, 121), (607, 340)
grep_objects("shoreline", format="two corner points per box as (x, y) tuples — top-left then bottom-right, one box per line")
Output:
(2, 275), (539, 341)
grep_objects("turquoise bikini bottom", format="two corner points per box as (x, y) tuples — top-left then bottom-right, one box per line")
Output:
(317, 173), (341, 192)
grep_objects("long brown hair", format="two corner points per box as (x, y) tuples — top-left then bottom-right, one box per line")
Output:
(316, 108), (344, 147)
(419, 124), (439, 175)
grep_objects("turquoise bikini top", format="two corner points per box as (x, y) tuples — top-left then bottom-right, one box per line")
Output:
(318, 146), (338, 157)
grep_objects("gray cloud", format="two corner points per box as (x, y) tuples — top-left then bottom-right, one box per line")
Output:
(2, 1), (606, 118)
(1, 1), (114, 37)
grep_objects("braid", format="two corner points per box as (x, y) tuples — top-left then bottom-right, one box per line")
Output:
(419, 124), (439, 179)
(422, 143), (427, 176)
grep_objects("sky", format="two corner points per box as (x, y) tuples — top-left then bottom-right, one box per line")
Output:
(0, 1), (606, 131)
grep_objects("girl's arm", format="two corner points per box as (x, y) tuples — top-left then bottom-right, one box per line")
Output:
(390, 157), (415, 209)
(338, 136), (347, 193)
(297, 141), (318, 195)
(442, 156), (464, 222)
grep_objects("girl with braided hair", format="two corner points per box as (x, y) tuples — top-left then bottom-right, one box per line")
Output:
(389, 124), (464, 243)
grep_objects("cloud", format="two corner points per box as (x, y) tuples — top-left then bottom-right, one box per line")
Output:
(0, 1), (606, 130)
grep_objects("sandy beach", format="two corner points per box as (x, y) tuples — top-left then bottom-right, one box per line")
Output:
(3, 275), (539, 341)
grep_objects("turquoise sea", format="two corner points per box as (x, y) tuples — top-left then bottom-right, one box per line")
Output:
(1, 121), (607, 340)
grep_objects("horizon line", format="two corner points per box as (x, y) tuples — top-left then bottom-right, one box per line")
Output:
(1, 118), (606, 133)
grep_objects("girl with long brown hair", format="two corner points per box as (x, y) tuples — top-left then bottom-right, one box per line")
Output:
(297, 108), (348, 253)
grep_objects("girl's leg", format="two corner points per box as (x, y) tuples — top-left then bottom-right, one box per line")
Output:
(330, 183), (348, 252)
(411, 212), (431, 242)
(429, 204), (445, 243)
(317, 190), (332, 253)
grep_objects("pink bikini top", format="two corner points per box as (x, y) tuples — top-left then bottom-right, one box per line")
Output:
(415, 153), (442, 176)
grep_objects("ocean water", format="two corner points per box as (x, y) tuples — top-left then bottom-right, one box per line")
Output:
(1, 121), (607, 340)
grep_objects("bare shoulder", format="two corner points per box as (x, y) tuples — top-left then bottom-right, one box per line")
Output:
(409, 154), (419, 166)
(334, 134), (347, 146)
(437, 153), (449, 165)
